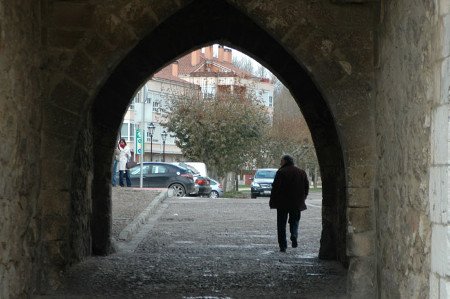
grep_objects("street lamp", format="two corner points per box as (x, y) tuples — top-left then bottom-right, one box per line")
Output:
(161, 130), (168, 162)
(147, 122), (155, 161)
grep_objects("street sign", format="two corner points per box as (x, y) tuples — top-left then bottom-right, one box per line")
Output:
(135, 129), (143, 155)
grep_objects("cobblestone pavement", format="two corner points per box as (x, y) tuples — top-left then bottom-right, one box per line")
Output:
(40, 191), (347, 298)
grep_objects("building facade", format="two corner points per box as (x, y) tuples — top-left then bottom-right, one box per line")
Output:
(121, 45), (274, 162)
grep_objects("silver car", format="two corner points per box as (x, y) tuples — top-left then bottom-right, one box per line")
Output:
(208, 178), (224, 198)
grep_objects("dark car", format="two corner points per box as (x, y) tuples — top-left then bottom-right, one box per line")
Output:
(171, 162), (211, 197)
(250, 168), (278, 198)
(129, 162), (195, 197)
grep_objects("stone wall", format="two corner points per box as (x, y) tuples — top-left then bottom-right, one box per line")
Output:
(3, 0), (449, 297)
(430, 1), (450, 297)
(0, 1), (44, 297)
(375, 1), (446, 297)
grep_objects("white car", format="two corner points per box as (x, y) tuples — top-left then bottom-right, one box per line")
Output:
(208, 178), (224, 198)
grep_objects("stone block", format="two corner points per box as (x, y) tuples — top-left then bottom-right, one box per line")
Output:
(84, 34), (115, 68)
(346, 145), (376, 167)
(66, 52), (98, 90)
(430, 106), (448, 165)
(347, 207), (373, 233)
(347, 164), (375, 188)
(41, 215), (70, 242)
(49, 79), (89, 114)
(442, 14), (450, 58)
(41, 132), (76, 161)
(40, 158), (71, 190)
(442, 278), (450, 299)
(347, 256), (376, 298)
(92, 10), (137, 52)
(50, 2), (95, 28)
(48, 29), (86, 49)
(440, 57), (450, 104)
(119, 0), (158, 38)
(340, 109), (376, 152)
(347, 231), (375, 257)
(429, 166), (448, 224)
(440, 0), (449, 15)
(348, 187), (373, 207)
(431, 224), (450, 276)
(42, 103), (81, 138)
(430, 273), (440, 299)
(447, 226), (450, 276)
(39, 190), (71, 216)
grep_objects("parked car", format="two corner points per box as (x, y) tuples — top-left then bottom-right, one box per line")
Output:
(171, 162), (211, 197)
(128, 162), (195, 197)
(250, 168), (278, 198)
(207, 178), (224, 198)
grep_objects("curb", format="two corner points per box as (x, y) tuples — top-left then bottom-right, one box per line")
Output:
(118, 188), (173, 241)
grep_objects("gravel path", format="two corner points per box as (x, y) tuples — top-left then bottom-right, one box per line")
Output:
(38, 191), (347, 298)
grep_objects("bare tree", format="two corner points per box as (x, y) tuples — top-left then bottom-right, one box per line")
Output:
(232, 56), (254, 74)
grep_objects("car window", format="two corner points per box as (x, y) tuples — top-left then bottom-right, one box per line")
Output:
(255, 170), (276, 179)
(151, 165), (168, 174)
(130, 165), (150, 175)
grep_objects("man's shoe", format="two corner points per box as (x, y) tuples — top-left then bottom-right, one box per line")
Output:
(292, 239), (298, 248)
(280, 247), (286, 252)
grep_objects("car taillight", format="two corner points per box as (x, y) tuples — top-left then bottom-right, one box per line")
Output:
(181, 173), (194, 180)
(218, 184), (222, 189)
(195, 178), (209, 185)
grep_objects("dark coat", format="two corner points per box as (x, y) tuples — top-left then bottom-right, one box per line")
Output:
(269, 164), (309, 211)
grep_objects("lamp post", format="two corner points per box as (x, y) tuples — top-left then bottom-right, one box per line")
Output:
(161, 130), (167, 162)
(147, 122), (155, 162)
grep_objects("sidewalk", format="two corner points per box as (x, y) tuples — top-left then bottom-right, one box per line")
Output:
(111, 187), (172, 242)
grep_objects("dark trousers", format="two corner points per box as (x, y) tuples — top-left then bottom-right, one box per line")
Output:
(112, 160), (118, 186)
(119, 170), (131, 187)
(277, 208), (301, 249)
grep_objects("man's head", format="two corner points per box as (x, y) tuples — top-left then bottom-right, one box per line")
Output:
(280, 154), (294, 167)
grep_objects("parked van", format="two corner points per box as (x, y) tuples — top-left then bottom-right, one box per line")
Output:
(185, 162), (207, 177)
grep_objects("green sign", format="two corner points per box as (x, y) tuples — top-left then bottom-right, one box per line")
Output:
(135, 129), (143, 155)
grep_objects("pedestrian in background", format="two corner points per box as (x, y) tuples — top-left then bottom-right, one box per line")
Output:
(269, 154), (309, 252)
(111, 145), (120, 186)
(118, 138), (132, 187)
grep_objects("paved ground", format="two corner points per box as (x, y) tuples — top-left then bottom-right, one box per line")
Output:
(38, 190), (347, 298)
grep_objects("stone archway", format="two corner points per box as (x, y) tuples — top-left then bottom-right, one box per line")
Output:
(37, 0), (377, 296)
(4, 0), (449, 297)
(87, 0), (373, 294)
(92, 0), (347, 261)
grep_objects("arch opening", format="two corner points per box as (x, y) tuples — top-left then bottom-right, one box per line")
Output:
(90, 0), (346, 267)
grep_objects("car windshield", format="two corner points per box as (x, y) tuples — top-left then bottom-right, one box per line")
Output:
(255, 170), (277, 179)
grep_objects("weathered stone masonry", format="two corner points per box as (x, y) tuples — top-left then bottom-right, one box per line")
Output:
(0, 0), (449, 298)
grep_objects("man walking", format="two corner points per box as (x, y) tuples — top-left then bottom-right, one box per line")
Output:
(269, 154), (309, 252)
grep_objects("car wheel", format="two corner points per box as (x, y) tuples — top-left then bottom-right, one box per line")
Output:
(251, 194), (257, 199)
(209, 191), (219, 198)
(169, 183), (185, 197)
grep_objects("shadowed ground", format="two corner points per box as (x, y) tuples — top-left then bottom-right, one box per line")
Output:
(37, 191), (347, 298)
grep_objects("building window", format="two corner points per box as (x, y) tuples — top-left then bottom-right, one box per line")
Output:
(129, 123), (135, 142)
(121, 123), (128, 139)
(121, 123), (135, 142)
(129, 99), (135, 110)
(153, 101), (160, 113)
